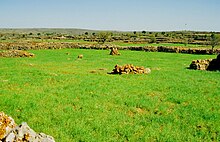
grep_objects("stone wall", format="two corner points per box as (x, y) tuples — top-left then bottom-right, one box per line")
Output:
(0, 50), (35, 58)
(0, 42), (219, 55)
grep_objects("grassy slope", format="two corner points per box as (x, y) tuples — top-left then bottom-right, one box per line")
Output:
(0, 49), (220, 141)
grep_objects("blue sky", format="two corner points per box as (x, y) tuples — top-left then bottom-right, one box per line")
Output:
(0, 0), (220, 31)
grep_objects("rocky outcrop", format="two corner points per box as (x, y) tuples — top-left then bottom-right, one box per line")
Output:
(110, 64), (151, 74)
(189, 54), (220, 71)
(0, 112), (55, 142)
(0, 50), (34, 58)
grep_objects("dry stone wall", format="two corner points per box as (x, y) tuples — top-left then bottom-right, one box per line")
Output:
(0, 50), (34, 58)
(0, 41), (219, 55)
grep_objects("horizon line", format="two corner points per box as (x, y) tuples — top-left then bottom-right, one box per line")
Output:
(0, 27), (219, 33)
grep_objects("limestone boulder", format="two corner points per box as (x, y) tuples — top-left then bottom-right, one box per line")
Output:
(5, 122), (55, 142)
(0, 112), (16, 140)
(110, 48), (120, 55)
(0, 112), (55, 142)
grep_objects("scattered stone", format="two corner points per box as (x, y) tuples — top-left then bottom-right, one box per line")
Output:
(29, 63), (34, 66)
(109, 64), (151, 74)
(0, 112), (55, 142)
(98, 68), (107, 71)
(110, 48), (120, 55)
(89, 70), (97, 73)
(0, 50), (35, 58)
(77, 54), (83, 59)
(189, 54), (220, 71)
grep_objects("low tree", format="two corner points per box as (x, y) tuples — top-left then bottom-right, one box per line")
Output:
(149, 36), (156, 43)
(92, 32), (96, 36)
(183, 37), (188, 46)
(97, 32), (110, 44)
(183, 33), (188, 46)
(210, 33), (220, 51)
(142, 31), (146, 35)
(85, 32), (88, 35)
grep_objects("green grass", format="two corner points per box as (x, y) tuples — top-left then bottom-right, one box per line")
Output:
(0, 49), (220, 141)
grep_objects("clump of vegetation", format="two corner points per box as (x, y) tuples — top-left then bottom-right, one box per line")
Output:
(210, 32), (220, 51)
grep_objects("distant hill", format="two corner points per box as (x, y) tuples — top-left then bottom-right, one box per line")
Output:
(0, 28), (219, 35)
(0, 28), (100, 35)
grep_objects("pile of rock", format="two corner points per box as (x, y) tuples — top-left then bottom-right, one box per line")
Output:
(0, 112), (55, 142)
(0, 50), (35, 58)
(189, 59), (213, 70)
(189, 54), (220, 71)
(110, 64), (151, 74)
(110, 48), (120, 55)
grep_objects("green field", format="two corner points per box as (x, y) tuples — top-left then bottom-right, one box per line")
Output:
(0, 49), (220, 141)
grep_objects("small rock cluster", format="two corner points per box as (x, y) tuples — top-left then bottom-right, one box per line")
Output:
(189, 54), (220, 71)
(110, 64), (151, 74)
(0, 50), (34, 58)
(0, 112), (55, 142)
(110, 48), (120, 55)
(77, 54), (83, 59)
